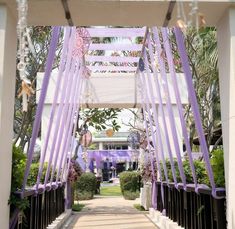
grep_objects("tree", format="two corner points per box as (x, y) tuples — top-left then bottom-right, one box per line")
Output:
(184, 27), (221, 150)
(14, 27), (122, 151)
(14, 26), (62, 150)
(79, 108), (121, 132)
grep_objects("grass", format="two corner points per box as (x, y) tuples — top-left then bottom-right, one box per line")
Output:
(72, 203), (85, 212)
(100, 185), (122, 196)
(133, 204), (147, 211)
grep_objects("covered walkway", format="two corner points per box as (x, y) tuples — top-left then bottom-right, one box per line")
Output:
(66, 196), (157, 229)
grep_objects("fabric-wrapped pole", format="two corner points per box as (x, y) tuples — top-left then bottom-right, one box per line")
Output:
(139, 86), (157, 209)
(151, 28), (186, 188)
(174, 27), (218, 196)
(143, 50), (169, 184)
(63, 76), (84, 181)
(139, 71), (166, 213)
(55, 63), (83, 184)
(51, 62), (81, 185)
(22, 27), (61, 193)
(146, 31), (178, 186)
(48, 57), (80, 186)
(35, 27), (71, 191)
(160, 27), (198, 188)
(43, 28), (76, 188)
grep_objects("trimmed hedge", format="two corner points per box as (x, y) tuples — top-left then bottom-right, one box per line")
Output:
(160, 149), (225, 187)
(74, 172), (97, 200)
(119, 171), (140, 200)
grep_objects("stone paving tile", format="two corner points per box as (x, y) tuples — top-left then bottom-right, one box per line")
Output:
(66, 196), (157, 228)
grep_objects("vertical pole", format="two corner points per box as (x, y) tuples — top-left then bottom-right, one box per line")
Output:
(0, 4), (17, 228)
(217, 8), (235, 229)
(99, 142), (103, 150)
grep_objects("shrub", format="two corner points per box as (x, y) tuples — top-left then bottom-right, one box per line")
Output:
(211, 149), (225, 187)
(27, 162), (55, 187)
(9, 145), (29, 213)
(119, 171), (140, 200)
(75, 191), (93, 200)
(159, 151), (225, 187)
(120, 171), (139, 192)
(11, 145), (26, 192)
(74, 172), (96, 200)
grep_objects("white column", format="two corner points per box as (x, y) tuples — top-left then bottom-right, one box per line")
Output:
(0, 4), (17, 228)
(217, 8), (235, 229)
(99, 142), (103, 150)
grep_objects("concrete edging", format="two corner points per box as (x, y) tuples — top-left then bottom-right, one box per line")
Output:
(46, 209), (72, 229)
(148, 208), (184, 229)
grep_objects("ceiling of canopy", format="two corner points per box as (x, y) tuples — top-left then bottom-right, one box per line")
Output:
(1, 0), (234, 26)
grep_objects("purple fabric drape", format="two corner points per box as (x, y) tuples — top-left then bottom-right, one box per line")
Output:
(64, 72), (84, 181)
(139, 84), (157, 209)
(142, 52), (169, 183)
(48, 58), (78, 186)
(43, 28), (76, 188)
(174, 27), (219, 196)
(22, 27), (60, 193)
(89, 160), (94, 173)
(87, 150), (138, 159)
(151, 28), (186, 188)
(146, 31), (178, 186)
(36, 27), (70, 191)
(139, 70), (165, 211)
(54, 62), (83, 184)
(160, 27), (198, 187)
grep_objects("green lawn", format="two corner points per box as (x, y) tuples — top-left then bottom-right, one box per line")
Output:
(100, 185), (122, 196)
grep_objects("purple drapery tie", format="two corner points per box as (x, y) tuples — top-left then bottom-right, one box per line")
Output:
(21, 27), (60, 193)
(174, 27), (220, 197)
(89, 160), (94, 173)
(160, 27), (198, 188)
(95, 152), (102, 170)
(151, 28), (186, 188)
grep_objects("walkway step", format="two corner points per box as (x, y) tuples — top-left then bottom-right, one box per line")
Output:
(64, 196), (158, 228)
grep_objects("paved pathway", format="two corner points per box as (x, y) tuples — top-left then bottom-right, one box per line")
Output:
(65, 196), (157, 229)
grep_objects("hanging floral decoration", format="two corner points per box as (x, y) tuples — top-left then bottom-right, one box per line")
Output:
(176, 19), (187, 33)
(16, 0), (33, 112)
(72, 28), (91, 58)
(176, 1), (206, 31)
(127, 131), (140, 149)
(80, 130), (92, 147)
(138, 58), (145, 72)
(68, 159), (83, 182)
(83, 66), (91, 79)
(17, 80), (34, 112)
